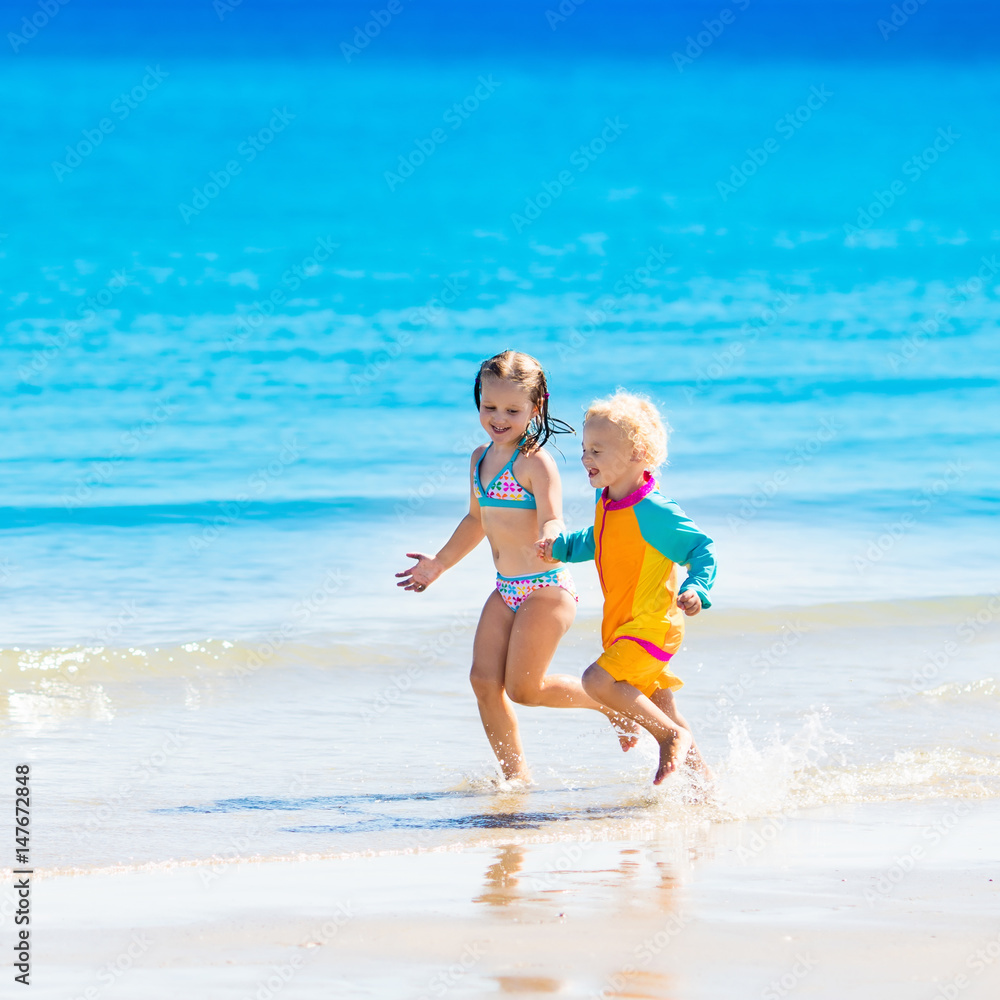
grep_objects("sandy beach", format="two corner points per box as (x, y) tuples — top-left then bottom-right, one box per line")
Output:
(22, 798), (999, 999)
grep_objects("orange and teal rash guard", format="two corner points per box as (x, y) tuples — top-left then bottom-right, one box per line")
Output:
(551, 472), (716, 659)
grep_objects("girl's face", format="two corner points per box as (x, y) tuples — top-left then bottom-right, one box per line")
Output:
(478, 376), (538, 445)
(581, 415), (641, 490)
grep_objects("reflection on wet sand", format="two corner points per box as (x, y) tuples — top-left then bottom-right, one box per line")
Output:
(472, 840), (685, 997)
(474, 844), (525, 907)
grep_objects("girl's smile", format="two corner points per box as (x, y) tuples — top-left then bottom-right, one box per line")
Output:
(478, 375), (537, 443)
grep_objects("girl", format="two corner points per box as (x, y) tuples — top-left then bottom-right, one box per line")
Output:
(396, 351), (636, 781)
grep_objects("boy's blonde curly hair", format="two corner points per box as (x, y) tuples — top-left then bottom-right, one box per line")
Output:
(584, 389), (669, 470)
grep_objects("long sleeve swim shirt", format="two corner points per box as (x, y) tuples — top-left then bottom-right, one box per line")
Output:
(551, 473), (716, 659)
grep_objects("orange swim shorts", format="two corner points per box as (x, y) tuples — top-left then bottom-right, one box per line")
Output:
(596, 636), (683, 697)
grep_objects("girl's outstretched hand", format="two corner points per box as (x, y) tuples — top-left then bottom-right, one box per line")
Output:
(677, 590), (703, 616)
(395, 552), (444, 593)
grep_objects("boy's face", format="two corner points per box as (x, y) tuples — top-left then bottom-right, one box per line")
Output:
(478, 376), (537, 445)
(581, 415), (640, 490)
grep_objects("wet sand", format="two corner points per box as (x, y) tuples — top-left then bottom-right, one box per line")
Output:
(28, 797), (1000, 999)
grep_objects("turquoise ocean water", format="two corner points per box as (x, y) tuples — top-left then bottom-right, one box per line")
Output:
(1, 2), (998, 872)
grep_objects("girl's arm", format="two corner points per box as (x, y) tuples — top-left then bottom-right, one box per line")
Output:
(524, 449), (565, 555)
(396, 449), (487, 592)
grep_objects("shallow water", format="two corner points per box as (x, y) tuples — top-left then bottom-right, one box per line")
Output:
(3, 596), (995, 874)
(3, 4), (999, 888)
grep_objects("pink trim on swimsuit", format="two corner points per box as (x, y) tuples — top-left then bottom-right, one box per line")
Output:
(609, 635), (674, 661)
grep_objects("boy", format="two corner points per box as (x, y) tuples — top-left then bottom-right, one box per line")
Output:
(538, 391), (716, 784)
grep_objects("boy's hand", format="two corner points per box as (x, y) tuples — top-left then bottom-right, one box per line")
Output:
(395, 552), (444, 593)
(677, 590), (703, 616)
(535, 536), (557, 563)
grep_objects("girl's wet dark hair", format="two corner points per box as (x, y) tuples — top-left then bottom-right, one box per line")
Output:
(473, 350), (575, 454)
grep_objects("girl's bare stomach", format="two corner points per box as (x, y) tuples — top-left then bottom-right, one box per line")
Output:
(481, 508), (563, 578)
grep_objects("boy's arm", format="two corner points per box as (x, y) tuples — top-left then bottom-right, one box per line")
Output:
(549, 524), (596, 563)
(635, 498), (716, 608)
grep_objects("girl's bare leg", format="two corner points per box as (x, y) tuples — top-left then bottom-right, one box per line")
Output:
(470, 590), (528, 780)
(503, 587), (639, 751)
(582, 663), (692, 784)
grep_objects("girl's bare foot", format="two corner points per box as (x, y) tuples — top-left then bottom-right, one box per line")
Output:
(498, 752), (532, 783)
(609, 713), (639, 751)
(653, 727), (693, 785)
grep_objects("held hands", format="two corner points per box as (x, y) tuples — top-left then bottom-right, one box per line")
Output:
(677, 589), (703, 616)
(395, 552), (444, 593)
(534, 535), (558, 564)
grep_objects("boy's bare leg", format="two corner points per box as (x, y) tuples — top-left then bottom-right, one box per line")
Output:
(504, 587), (638, 751)
(470, 591), (529, 781)
(582, 663), (692, 784)
(651, 687), (713, 781)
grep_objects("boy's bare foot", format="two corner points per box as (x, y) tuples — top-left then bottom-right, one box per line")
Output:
(609, 713), (639, 751)
(653, 727), (693, 785)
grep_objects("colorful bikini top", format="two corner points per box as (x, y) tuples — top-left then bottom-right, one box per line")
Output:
(474, 440), (537, 509)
